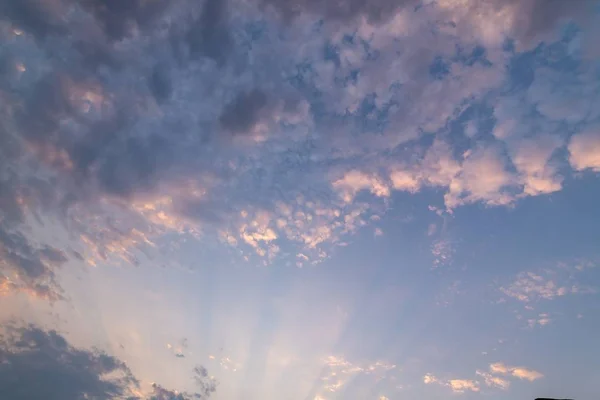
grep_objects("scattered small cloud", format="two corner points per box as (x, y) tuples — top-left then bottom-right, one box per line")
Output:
(423, 373), (479, 393)
(476, 370), (511, 390)
(489, 362), (543, 382)
(527, 313), (552, 329)
(500, 265), (596, 304)
(316, 355), (396, 397)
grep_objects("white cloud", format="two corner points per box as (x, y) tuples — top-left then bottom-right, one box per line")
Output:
(501, 266), (594, 303)
(476, 370), (511, 390)
(569, 130), (600, 172)
(489, 362), (543, 382)
(448, 379), (479, 393)
(527, 313), (552, 329)
(510, 136), (563, 196)
(389, 169), (420, 193)
(431, 239), (454, 269)
(423, 373), (439, 384)
(424, 373), (479, 393)
(332, 171), (390, 203)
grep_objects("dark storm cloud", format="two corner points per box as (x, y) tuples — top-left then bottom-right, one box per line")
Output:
(0, 324), (216, 400)
(0, 324), (138, 400)
(219, 89), (269, 134)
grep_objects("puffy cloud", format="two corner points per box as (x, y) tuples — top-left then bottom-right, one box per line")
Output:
(444, 146), (514, 209)
(0, 0), (598, 304)
(423, 373), (438, 385)
(569, 130), (600, 172)
(509, 136), (563, 196)
(332, 171), (390, 203)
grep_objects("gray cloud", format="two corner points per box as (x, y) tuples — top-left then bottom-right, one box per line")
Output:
(138, 366), (216, 400)
(505, 0), (594, 42)
(0, 324), (216, 400)
(79, 0), (171, 42)
(0, 0), (69, 40)
(185, 0), (233, 65)
(219, 89), (269, 134)
(0, 224), (67, 300)
(0, 324), (138, 400)
(258, 0), (418, 23)
(0, 0), (597, 287)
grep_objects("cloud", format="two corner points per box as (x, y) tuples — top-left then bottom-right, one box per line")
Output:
(423, 373), (438, 385)
(476, 370), (511, 390)
(332, 171), (390, 203)
(501, 272), (569, 302)
(423, 373), (479, 393)
(527, 313), (552, 329)
(219, 89), (269, 135)
(145, 366), (217, 400)
(489, 362), (543, 382)
(448, 379), (480, 393)
(500, 267), (595, 303)
(427, 361), (543, 394)
(509, 135), (563, 196)
(0, 324), (138, 400)
(257, 0), (418, 24)
(0, 224), (68, 301)
(435, 0), (594, 48)
(185, 0), (233, 65)
(316, 355), (396, 396)
(0, 323), (216, 400)
(569, 129), (600, 172)
(0, 0), (598, 302)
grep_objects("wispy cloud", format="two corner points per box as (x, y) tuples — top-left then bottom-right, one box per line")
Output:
(317, 355), (396, 396)
(489, 362), (543, 382)
(423, 373), (479, 393)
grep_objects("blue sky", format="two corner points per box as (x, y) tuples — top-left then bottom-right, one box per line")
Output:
(0, 0), (599, 399)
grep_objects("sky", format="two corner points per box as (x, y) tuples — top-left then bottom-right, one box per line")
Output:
(0, 0), (599, 399)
